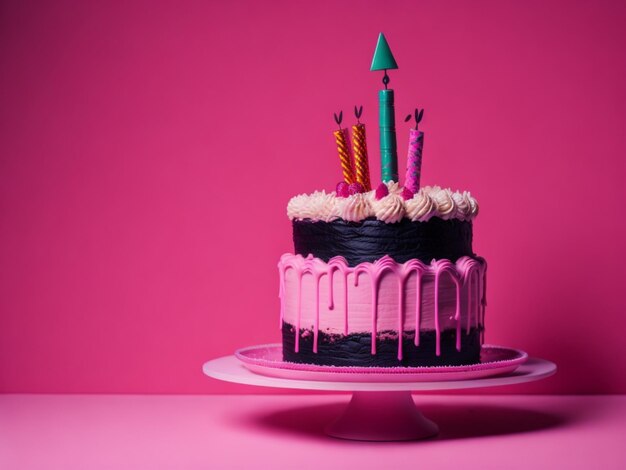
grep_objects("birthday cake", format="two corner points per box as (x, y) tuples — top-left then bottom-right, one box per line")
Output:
(278, 34), (487, 367)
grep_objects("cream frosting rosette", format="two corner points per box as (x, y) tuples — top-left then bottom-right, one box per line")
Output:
(287, 193), (316, 221)
(452, 191), (470, 220)
(340, 193), (373, 222)
(430, 187), (456, 220)
(309, 191), (338, 222)
(405, 188), (435, 222)
(371, 192), (406, 224)
(464, 191), (479, 218)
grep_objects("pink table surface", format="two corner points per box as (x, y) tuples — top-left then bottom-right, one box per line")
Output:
(1, 394), (625, 470)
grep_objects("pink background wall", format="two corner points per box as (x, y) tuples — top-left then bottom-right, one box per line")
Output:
(1, 0), (625, 394)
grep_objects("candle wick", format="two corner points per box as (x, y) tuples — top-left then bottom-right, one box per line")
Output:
(334, 111), (344, 130)
(354, 105), (363, 125)
(382, 70), (390, 90)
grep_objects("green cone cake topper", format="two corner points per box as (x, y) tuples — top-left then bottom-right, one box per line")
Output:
(371, 33), (399, 183)
(370, 33), (398, 72)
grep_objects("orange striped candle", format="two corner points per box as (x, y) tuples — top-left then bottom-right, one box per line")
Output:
(352, 123), (371, 191)
(334, 127), (355, 185)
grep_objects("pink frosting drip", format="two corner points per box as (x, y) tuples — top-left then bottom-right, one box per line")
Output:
(278, 254), (487, 361)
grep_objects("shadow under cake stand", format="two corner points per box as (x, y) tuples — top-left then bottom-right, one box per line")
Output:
(203, 345), (556, 441)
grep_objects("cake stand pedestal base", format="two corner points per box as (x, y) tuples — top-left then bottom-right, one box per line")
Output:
(325, 391), (438, 441)
(203, 355), (556, 442)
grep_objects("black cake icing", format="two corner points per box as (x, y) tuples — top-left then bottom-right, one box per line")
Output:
(293, 217), (474, 266)
(282, 323), (482, 367)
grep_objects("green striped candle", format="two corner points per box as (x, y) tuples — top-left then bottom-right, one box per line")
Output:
(379, 89), (398, 182)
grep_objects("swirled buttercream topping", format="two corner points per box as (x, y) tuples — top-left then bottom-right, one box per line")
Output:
(452, 191), (470, 220)
(287, 183), (478, 223)
(464, 191), (479, 218)
(371, 192), (406, 224)
(429, 186), (456, 220)
(287, 193), (315, 220)
(405, 188), (435, 222)
(340, 193), (373, 222)
(288, 191), (338, 222)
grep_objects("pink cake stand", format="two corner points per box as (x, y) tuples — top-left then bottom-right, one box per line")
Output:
(203, 350), (556, 441)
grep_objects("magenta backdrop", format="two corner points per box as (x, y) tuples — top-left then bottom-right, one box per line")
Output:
(1, 0), (625, 394)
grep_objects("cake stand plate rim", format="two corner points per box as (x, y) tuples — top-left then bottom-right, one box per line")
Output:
(203, 351), (556, 392)
(233, 343), (528, 383)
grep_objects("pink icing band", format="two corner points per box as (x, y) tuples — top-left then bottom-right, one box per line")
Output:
(278, 254), (487, 361)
